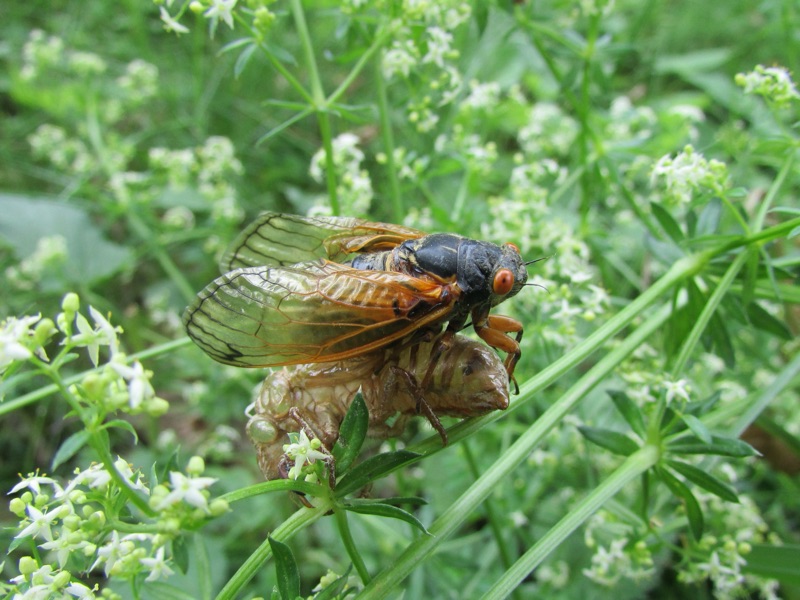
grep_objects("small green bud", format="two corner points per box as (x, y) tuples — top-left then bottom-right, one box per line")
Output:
(34, 318), (57, 345)
(146, 397), (170, 417)
(187, 456), (205, 475)
(189, 1), (204, 14)
(9, 497), (27, 517)
(18, 556), (38, 575)
(209, 498), (230, 516)
(53, 570), (71, 588)
(62, 292), (80, 314)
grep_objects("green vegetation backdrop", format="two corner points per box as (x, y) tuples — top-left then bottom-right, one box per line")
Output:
(1, 1), (798, 599)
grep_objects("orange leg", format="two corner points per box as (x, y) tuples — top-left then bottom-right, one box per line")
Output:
(473, 314), (524, 391)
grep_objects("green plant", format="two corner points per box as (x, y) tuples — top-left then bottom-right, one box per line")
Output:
(2, 1), (799, 598)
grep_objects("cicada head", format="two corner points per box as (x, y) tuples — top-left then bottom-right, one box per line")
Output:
(456, 239), (528, 308)
(424, 337), (510, 416)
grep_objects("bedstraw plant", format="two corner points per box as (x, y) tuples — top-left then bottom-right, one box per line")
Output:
(1, 1), (798, 598)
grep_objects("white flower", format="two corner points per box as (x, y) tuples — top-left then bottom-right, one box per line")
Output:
(159, 7), (189, 35)
(422, 27), (453, 67)
(382, 40), (417, 80)
(40, 534), (89, 569)
(155, 471), (218, 512)
(283, 430), (329, 480)
(0, 314), (41, 372)
(8, 472), (59, 496)
(663, 378), (691, 405)
(461, 80), (500, 111)
(16, 504), (60, 541)
(204, 0), (238, 30)
(92, 530), (128, 576)
(65, 579), (97, 599)
(69, 306), (122, 366)
(111, 359), (155, 409)
(141, 545), (175, 582)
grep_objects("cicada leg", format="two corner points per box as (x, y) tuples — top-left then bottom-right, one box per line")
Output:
(473, 313), (523, 394)
(390, 365), (448, 445)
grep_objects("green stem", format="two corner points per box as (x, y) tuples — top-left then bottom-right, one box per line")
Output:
(88, 431), (155, 517)
(374, 50), (403, 223)
(451, 168), (471, 223)
(462, 442), (521, 600)
(480, 446), (660, 600)
(328, 27), (393, 106)
(671, 249), (750, 376)
(290, 0), (339, 215)
(334, 507), (371, 585)
(577, 15), (599, 226)
(0, 337), (192, 417)
(215, 503), (330, 600)
(127, 210), (196, 303)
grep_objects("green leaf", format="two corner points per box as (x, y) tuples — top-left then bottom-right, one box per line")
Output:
(684, 391), (722, 417)
(666, 459), (739, 503)
(172, 535), (190, 574)
(234, 42), (258, 78)
(365, 496), (428, 507)
(707, 309), (735, 367)
(608, 390), (646, 438)
(344, 501), (430, 534)
(335, 450), (420, 497)
(746, 301), (793, 340)
(654, 48), (732, 75)
(645, 234), (684, 267)
(743, 544), (800, 585)
(651, 202), (685, 243)
(577, 426), (639, 456)
(52, 430), (90, 470)
(0, 194), (132, 290)
(268, 536), (300, 600)
(668, 434), (758, 458)
(102, 419), (140, 443)
(657, 467), (704, 541)
(695, 198), (722, 236)
(332, 393), (369, 475)
(680, 414), (711, 444)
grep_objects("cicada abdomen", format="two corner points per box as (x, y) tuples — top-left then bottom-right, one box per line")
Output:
(246, 334), (509, 480)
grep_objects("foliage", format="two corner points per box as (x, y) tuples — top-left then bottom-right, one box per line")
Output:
(1, 0), (799, 599)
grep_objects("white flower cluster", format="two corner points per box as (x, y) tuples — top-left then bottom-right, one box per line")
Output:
(6, 457), (227, 596)
(736, 64), (800, 108)
(651, 145), (729, 207)
(309, 133), (374, 215)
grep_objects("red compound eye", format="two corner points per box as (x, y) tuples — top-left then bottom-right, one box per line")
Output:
(504, 242), (520, 254)
(493, 268), (515, 296)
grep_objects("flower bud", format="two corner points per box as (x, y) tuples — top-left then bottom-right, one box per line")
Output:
(62, 292), (80, 314)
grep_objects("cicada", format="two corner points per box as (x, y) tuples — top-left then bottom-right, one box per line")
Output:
(246, 333), (509, 480)
(183, 212), (529, 386)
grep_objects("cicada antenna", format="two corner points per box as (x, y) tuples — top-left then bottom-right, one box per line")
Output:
(522, 254), (554, 293)
(524, 253), (554, 267)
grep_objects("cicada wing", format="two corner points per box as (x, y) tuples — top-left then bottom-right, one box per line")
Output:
(183, 260), (456, 367)
(221, 212), (425, 271)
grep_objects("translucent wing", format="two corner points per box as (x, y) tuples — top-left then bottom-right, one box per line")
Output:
(183, 260), (457, 367)
(221, 212), (425, 271)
